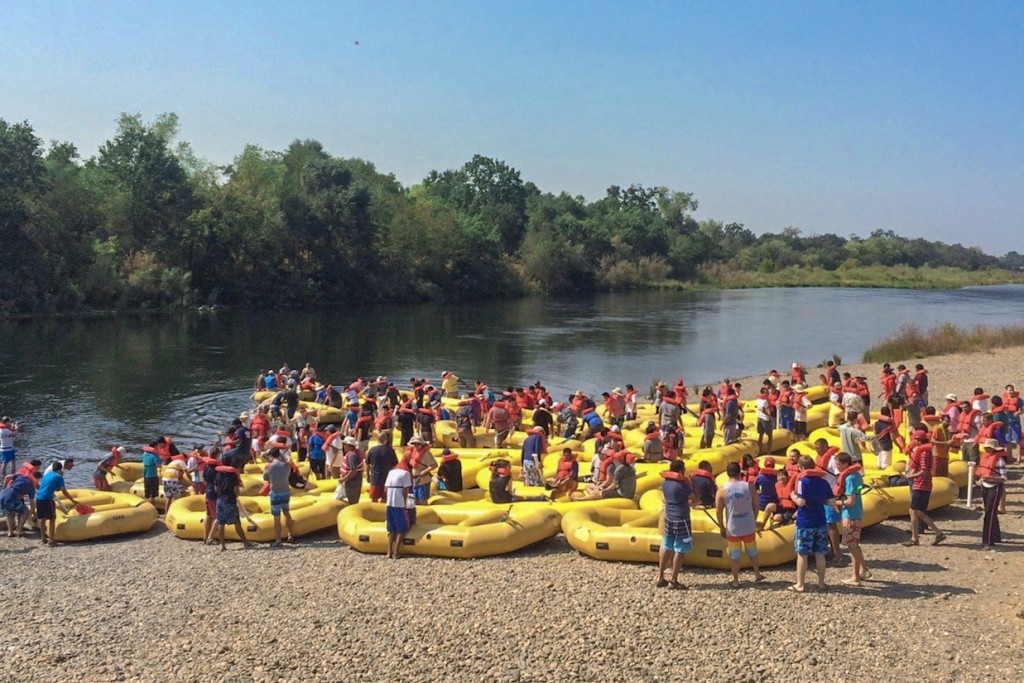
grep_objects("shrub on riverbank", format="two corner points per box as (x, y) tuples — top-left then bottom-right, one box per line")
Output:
(697, 263), (1024, 290)
(862, 323), (1024, 362)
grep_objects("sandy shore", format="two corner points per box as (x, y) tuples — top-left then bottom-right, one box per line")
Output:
(3, 347), (1024, 682)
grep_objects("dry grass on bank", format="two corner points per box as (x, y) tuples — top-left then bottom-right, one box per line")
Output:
(862, 322), (1024, 363)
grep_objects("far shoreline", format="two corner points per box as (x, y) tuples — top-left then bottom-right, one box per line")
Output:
(3, 274), (1022, 322)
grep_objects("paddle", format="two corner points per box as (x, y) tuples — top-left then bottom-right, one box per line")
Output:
(75, 504), (96, 515)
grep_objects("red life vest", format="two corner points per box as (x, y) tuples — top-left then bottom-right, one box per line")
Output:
(975, 451), (1004, 479)
(214, 465), (241, 475)
(339, 449), (363, 478)
(815, 446), (839, 473)
(660, 470), (690, 485)
(156, 438), (174, 462)
(322, 431), (343, 453)
(834, 463), (863, 497)
(776, 479), (797, 509)
(691, 469), (714, 484)
(555, 456), (577, 480)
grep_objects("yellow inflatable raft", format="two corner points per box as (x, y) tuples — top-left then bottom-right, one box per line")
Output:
(337, 502), (561, 558)
(164, 494), (345, 542)
(43, 490), (159, 542)
(562, 490), (889, 568)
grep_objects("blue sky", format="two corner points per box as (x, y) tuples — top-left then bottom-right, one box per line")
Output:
(2, 1), (1022, 253)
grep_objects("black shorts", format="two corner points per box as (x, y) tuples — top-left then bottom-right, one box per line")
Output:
(757, 419), (773, 435)
(36, 499), (56, 520)
(910, 488), (931, 512)
(144, 476), (160, 499)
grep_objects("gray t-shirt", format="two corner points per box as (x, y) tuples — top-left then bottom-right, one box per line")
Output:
(658, 402), (680, 427)
(641, 437), (663, 462)
(839, 423), (867, 462)
(264, 459), (291, 493)
(613, 463), (636, 499)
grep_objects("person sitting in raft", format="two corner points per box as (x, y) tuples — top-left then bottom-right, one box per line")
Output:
(642, 423), (664, 463)
(571, 449), (636, 501)
(773, 469), (798, 526)
(436, 449), (463, 492)
(488, 460), (546, 504)
(545, 448), (579, 500)
(753, 457), (781, 529)
(691, 460), (717, 508)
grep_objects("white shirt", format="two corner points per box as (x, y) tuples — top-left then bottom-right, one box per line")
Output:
(0, 427), (15, 450)
(384, 468), (412, 507)
(756, 398), (771, 422)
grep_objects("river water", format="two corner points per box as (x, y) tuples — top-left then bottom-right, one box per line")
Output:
(2, 285), (1023, 485)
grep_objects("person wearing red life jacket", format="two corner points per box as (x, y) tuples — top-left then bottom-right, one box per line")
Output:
(641, 424), (664, 463)
(784, 449), (802, 483)
(338, 437), (364, 505)
(546, 448), (579, 500)
(740, 454), (759, 485)
(485, 400), (513, 448)
(902, 430), (947, 547)
(773, 468), (798, 526)
(698, 389), (717, 450)
(753, 457), (781, 529)
(690, 460), (717, 508)
(788, 456), (836, 593)
(878, 367), (897, 404)
(211, 463), (252, 550)
(93, 446), (125, 491)
(813, 439), (843, 563)
(662, 426), (681, 461)
(250, 407), (270, 442)
(833, 452), (871, 586)
(624, 384), (638, 421)
(13, 458), (42, 490)
(790, 362), (805, 386)
(673, 379), (688, 406)
(657, 459), (695, 590)
(976, 439), (1007, 547)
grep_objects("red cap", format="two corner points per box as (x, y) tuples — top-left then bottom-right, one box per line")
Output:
(763, 457), (776, 468)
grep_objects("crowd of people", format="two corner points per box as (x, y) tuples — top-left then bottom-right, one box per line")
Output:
(0, 361), (1017, 578)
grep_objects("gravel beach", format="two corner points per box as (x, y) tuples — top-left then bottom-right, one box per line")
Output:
(3, 346), (1023, 683)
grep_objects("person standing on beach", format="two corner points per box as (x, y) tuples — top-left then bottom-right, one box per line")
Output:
(722, 387), (742, 445)
(755, 389), (773, 454)
(657, 459), (694, 590)
(365, 432), (398, 503)
(0, 417), (19, 481)
(384, 458), (413, 559)
(406, 435), (435, 505)
(263, 451), (296, 545)
(715, 462), (765, 588)
(976, 439), (1007, 547)
(338, 437), (364, 504)
(902, 429), (947, 547)
(213, 464), (251, 550)
(789, 456), (836, 593)
(34, 461), (82, 547)
(834, 453), (870, 586)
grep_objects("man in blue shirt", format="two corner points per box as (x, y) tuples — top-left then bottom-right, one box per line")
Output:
(789, 455), (836, 593)
(35, 461), (81, 546)
(142, 445), (162, 508)
(835, 452), (871, 586)
(1, 471), (39, 536)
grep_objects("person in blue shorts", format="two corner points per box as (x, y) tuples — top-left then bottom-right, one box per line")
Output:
(657, 460), (694, 590)
(0, 417), (19, 481)
(789, 455), (837, 593)
(34, 461), (82, 547)
(383, 459), (413, 559)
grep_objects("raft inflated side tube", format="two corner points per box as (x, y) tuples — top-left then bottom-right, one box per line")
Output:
(337, 502), (561, 558)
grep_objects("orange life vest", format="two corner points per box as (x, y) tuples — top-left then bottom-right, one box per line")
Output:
(975, 451), (1004, 480)
(834, 463), (863, 498)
